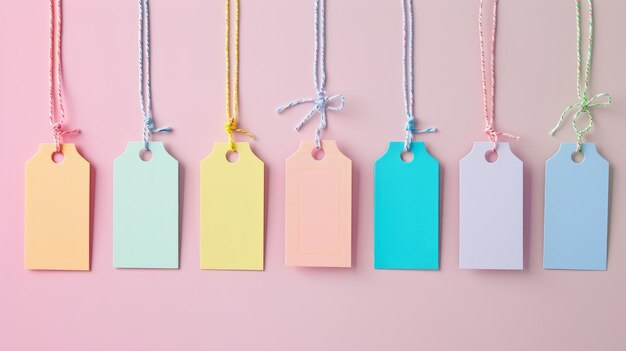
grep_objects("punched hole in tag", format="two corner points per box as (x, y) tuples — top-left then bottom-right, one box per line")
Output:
(311, 147), (325, 161)
(401, 150), (414, 163)
(51, 151), (64, 164)
(139, 148), (153, 162)
(485, 149), (498, 163)
(571, 151), (584, 163)
(226, 150), (239, 163)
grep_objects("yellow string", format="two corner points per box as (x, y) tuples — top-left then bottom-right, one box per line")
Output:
(225, 0), (253, 151)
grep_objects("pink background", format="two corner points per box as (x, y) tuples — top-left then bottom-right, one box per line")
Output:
(1, 0), (625, 350)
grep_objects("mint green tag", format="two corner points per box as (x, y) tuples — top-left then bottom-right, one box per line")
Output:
(113, 142), (179, 269)
(374, 141), (439, 270)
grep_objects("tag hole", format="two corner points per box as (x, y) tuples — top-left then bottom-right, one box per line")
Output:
(485, 150), (499, 163)
(51, 151), (64, 164)
(226, 150), (239, 163)
(571, 151), (584, 163)
(400, 150), (414, 163)
(139, 149), (153, 162)
(311, 148), (325, 161)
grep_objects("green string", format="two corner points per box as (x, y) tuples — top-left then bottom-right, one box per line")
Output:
(549, 0), (612, 153)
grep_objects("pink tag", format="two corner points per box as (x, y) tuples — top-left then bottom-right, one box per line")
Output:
(285, 140), (352, 267)
(459, 142), (523, 270)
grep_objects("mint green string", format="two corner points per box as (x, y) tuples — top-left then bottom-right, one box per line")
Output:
(549, 0), (611, 153)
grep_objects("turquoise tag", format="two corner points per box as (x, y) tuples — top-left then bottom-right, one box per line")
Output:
(544, 143), (609, 270)
(374, 141), (439, 270)
(113, 142), (179, 269)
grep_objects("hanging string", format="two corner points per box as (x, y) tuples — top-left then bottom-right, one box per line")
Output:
(139, 0), (171, 150)
(48, 0), (79, 153)
(277, 0), (345, 150)
(402, 0), (436, 152)
(479, 0), (518, 152)
(224, 0), (253, 152)
(549, 0), (611, 153)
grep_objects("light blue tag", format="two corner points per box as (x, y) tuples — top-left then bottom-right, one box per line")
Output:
(544, 142), (609, 270)
(374, 141), (439, 270)
(113, 142), (179, 269)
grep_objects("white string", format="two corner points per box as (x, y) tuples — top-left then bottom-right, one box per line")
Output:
(277, 0), (345, 149)
(139, 0), (171, 150)
(402, 0), (436, 152)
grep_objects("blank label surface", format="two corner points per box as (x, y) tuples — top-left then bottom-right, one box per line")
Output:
(374, 141), (439, 270)
(544, 143), (609, 270)
(25, 143), (91, 270)
(113, 142), (179, 269)
(459, 142), (523, 270)
(285, 140), (352, 267)
(200, 142), (264, 270)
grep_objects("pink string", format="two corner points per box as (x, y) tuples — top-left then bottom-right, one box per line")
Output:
(48, 0), (78, 152)
(479, 0), (518, 151)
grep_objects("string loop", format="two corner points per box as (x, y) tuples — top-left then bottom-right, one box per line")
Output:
(139, 0), (171, 150)
(277, 0), (344, 149)
(550, 92), (611, 152)
(549, 0), (611, 153)
(479, 0), (518, 152)
(224, 0), (253, 152)
(402, 0), (436, 152)
(48, 0), (79, 152)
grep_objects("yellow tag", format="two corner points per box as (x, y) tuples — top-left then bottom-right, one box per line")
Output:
(24, 144), (91, 270)
(200, 142), (264, 270)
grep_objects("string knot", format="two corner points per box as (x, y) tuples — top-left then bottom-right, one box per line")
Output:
(277, 91), (345, 149)
(52, 122), (79, 135)
(224, 118), (254, 151)
(403, 114), (437, 151)
(144, 116), (172, 134)
(51, 122), (80, 151)
(405, 115), (416, 132)
(483, 126), (519, 151)
(142, 116), (172, 150)
(314, 91), (344, 113)
(484, 126), (497, 142)
(549, 92), (612, 152)
(580, 95), (589, 112)
(224, 120), (236, 134)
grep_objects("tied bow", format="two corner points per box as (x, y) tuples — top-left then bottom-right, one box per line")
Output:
(550, 93), (612, 152)
(51, 122), (80, 152)
(224, 118), (254, 151)
(277, 91), (345, 149)
(404, 115), (436, 151)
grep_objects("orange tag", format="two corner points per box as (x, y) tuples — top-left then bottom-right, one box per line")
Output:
(285, 140), (352, 267)
(24, 144), (91, 270)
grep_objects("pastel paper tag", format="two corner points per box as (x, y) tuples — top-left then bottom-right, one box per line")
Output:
(285, 140), (352, 267)
(374, 141), (439, 270)
(24, 143), (91, 270)
(113, 142), (179, 269)
(200, 142), (264, 270)
(544, 143), (609, 270)
(459, 142), (523, 270)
